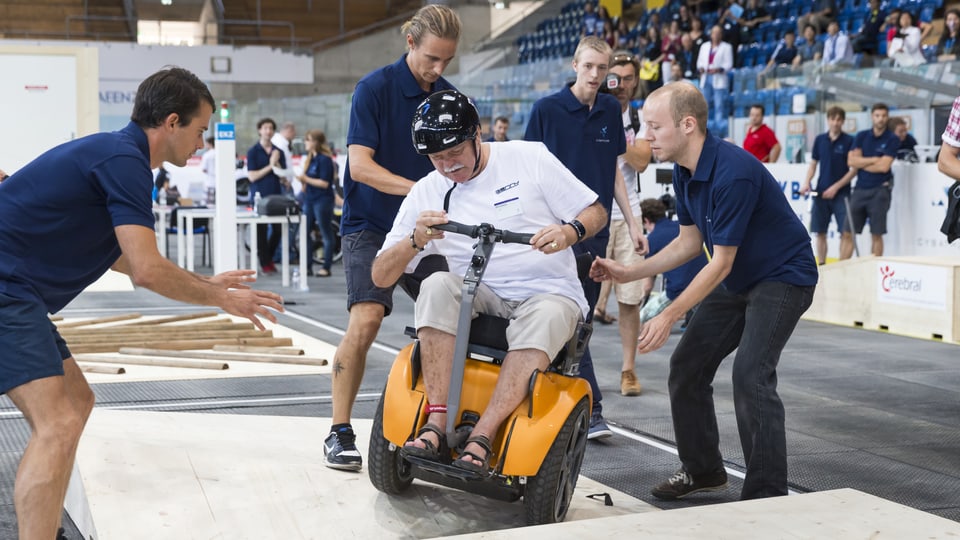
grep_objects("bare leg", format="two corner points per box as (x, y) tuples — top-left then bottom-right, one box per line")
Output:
(871, 234), (884, 257)
(617, 301), (640, 372)
(595, 279), (612, 319)
(331, 301), (385, 424)
(839, 232), (854, 260)
(8, 359), (95, 540)
(403, 327), (454, 450)
(815, 233), (828, 264)
(460, 348), (550, 466)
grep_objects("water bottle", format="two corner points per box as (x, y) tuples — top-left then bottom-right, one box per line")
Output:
(291, 267), (300, 290)
(254, 191), (262, 215)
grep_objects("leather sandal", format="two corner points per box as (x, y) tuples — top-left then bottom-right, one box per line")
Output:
(401, 423), (446, 461)
(452, 434), (493, 475)
(593, 308), (617, 325)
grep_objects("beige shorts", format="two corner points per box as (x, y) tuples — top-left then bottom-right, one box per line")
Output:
(415, 272), (581, 360)
(605, 217), (647, 305)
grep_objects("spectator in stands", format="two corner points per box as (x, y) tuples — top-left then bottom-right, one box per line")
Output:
(636, 197), (708, 333)
(329, 3), (461, 472)
(674, 4), (694, 33)
(677, 33), (700, 82)
(662, 20), (683, 83)
(822, 20), (855, 69)
(795, 24), (824, 68)
(848, 103), (898, 257)
(888, 117), (918, 162)
(766, 30), (799, 73)
(640, 25), (665, 94)
(689, 17), (707, 53)
(615, 18), (635, 51)
(719, 2), (742, 65)
(798, 0), (836, 35)
(737, 0), (772, 45)
(883, 8), (902, 47)
(936, 9), (960, 62)
(697, 25), (734, 138)
(590, 81), (817, 502)
(524, 36), (647, 440)
(602, 18), (617, 48)
(246, 118), (285, 274)
(852, 0), (884, 57)
(743, 104), (781, 163)
(485, 116), (510, 142)
(888, 11), (925, 67)
(800, 106), (856, 263)
(581, 2), (601, 38)
(594, 50), (652, 396)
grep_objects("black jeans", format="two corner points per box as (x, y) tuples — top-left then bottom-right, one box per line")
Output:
(573, 235), (608, 412)
(668, 281), (814, 499)
(257, 224), (281, 268)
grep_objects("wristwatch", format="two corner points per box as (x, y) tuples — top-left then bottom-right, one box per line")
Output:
(567, 219), (587, 242)
(409, 229), (425, 252)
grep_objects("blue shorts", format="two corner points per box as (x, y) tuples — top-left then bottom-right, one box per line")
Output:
(0, 292), (72, 394)
(850, 185), (892, 235)
(342, 230), (396, 316)
(809, 193), (851, 234)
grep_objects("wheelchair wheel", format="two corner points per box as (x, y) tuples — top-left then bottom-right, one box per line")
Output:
(523, 397), (590, 525)
(368, 392), (414, 494)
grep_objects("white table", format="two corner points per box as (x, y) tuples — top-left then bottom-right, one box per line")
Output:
(152, 205), (175, 256)
(176, 207), (307, 288)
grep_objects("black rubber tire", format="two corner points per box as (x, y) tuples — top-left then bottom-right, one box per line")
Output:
(523, 397), (590, 525)
(368, 393), (414, 494)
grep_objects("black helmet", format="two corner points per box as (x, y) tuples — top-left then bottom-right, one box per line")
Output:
(411, 90), (480, 155)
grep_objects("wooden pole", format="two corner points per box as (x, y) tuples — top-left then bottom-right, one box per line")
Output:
(119, 311), (221, 326)
(70, 337), (293, 354)
(77, 354), (229, 370)
(79, 364), (126, 375)
(62, 329), (269, 345)
(213, 345), (305, 356)
(119, 347), (327, 366)
(58, 322), (255, 337)
(56, 313), (142, 328)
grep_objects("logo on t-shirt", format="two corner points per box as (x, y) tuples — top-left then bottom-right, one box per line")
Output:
(596, 125), (610, 143)
(495, 181), (519, 194)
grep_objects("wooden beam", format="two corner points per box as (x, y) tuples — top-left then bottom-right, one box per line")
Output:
(63, 329), (269, 345)
(119, 311), (220, 326)
(56, 313), (142, 328)
(58, 322), (256, 337)
(79, 364), (126, 375)
(77, 354), (229, 370)
(119, 347), (327, 366)
(70, 337), (292, 354)
(213, 345), (305, 356)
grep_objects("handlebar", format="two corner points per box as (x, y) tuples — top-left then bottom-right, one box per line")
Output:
(433, 220), (534, 245)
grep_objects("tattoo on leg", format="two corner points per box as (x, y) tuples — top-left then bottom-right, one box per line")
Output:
(333, 360), (344, 376)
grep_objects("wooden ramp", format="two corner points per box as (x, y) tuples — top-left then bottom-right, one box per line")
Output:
(804, 255), (960, 343)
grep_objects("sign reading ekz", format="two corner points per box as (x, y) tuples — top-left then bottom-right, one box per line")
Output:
(876, 262), (947, 311)
(216, 123), (235, 141)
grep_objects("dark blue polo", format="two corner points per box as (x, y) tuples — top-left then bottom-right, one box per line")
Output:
(304, 153), (335, 202)
(851, 128), (898, 189)
(0, 122), (155, 312)
(524, 85), (626, 239)
(674, 133), (818, 294)
(340, 54), (455, 236)
(647, 218), (708, 300)
(811, 131), (854, 195)
(246, 142), (285, 203)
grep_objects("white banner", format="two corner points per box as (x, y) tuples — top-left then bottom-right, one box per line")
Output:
(876, 261), (948, 310)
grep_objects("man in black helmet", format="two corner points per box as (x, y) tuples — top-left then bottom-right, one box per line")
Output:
(371, 90), (607, 473)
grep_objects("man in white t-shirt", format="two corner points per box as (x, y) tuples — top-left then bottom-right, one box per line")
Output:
(371, 90), (606, 474)
(271, 121), (298, 194)
(594, 51), (653, 396)
(199, 136), (216, 203)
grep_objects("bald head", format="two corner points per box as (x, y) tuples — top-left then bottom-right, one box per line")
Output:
(648, 81), (708, 135)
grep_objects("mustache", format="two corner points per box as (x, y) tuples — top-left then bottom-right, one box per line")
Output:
(443, 164), (464, 173)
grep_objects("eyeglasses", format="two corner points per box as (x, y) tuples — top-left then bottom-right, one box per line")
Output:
(612, 53), (637, 65)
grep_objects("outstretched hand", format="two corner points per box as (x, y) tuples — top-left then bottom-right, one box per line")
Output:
(636, 312), (678, 354)
(209, 269), (257, 290)
(589, 256), (628, 283)
(221, 288), (285, 331)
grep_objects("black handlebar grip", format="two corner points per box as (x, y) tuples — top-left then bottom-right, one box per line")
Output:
(434, 220), (478, 237)
(500, 230), (534, 245)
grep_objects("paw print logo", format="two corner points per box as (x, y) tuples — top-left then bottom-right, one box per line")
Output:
(880, 265), (895, 292)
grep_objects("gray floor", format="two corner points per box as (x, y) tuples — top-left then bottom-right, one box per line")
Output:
(2, 258), (959, 538)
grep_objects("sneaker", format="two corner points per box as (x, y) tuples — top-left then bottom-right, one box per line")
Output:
(651, 468), (728, 500)
(261, 262), (278, 275)
(587, 409), (613, 440)
(620, 370), (642, 396)
(324, 427), (363, 471)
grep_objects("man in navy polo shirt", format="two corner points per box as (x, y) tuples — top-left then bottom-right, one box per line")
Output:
(325, 4), (461, 472)
(800, 106), (857, 263)
(591, 81), (817, 501)
(848, 102), (898, 256)
(0, 67), (283, 540)
(246, 117), (287, 273)
(524, 35), (646, 440)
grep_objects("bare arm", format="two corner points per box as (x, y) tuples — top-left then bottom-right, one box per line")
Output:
(938, 141), (960, 180)
(590, 223), (703, 283)
(622, 138), (652, 173)
(800, 159), (819, 195)
(768, 143), (782, 163)
(113, 225), (284, 329)
(822, 167), (857, 199)
(613, 168), (648, 254)
(863, 155), (894, 174)
(247, 149), (281, 182)
(846, 148), (875, 169)
(348, 144), (417, 196)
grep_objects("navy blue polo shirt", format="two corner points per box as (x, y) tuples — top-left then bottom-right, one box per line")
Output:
(674, 133), (818, 294)
(246, 142), (285, 203)
(524, 85), (626, 240)
(340, 54), (455, 236)
(647, 218), (708, 300)
(851, 128), (898, 189)
(811, 131), (854, 195)
(304, 153), (335, 202)
(0, 122), (155, 312)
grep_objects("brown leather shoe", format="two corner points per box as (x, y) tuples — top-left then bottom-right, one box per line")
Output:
(620, 370), (642, 396)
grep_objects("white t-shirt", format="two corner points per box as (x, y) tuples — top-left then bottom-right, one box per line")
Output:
(612, 106), (643, 222)
(200, 149), (216, 190)
(270, 132), (300, 194)
(382, 141), (597, 317)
